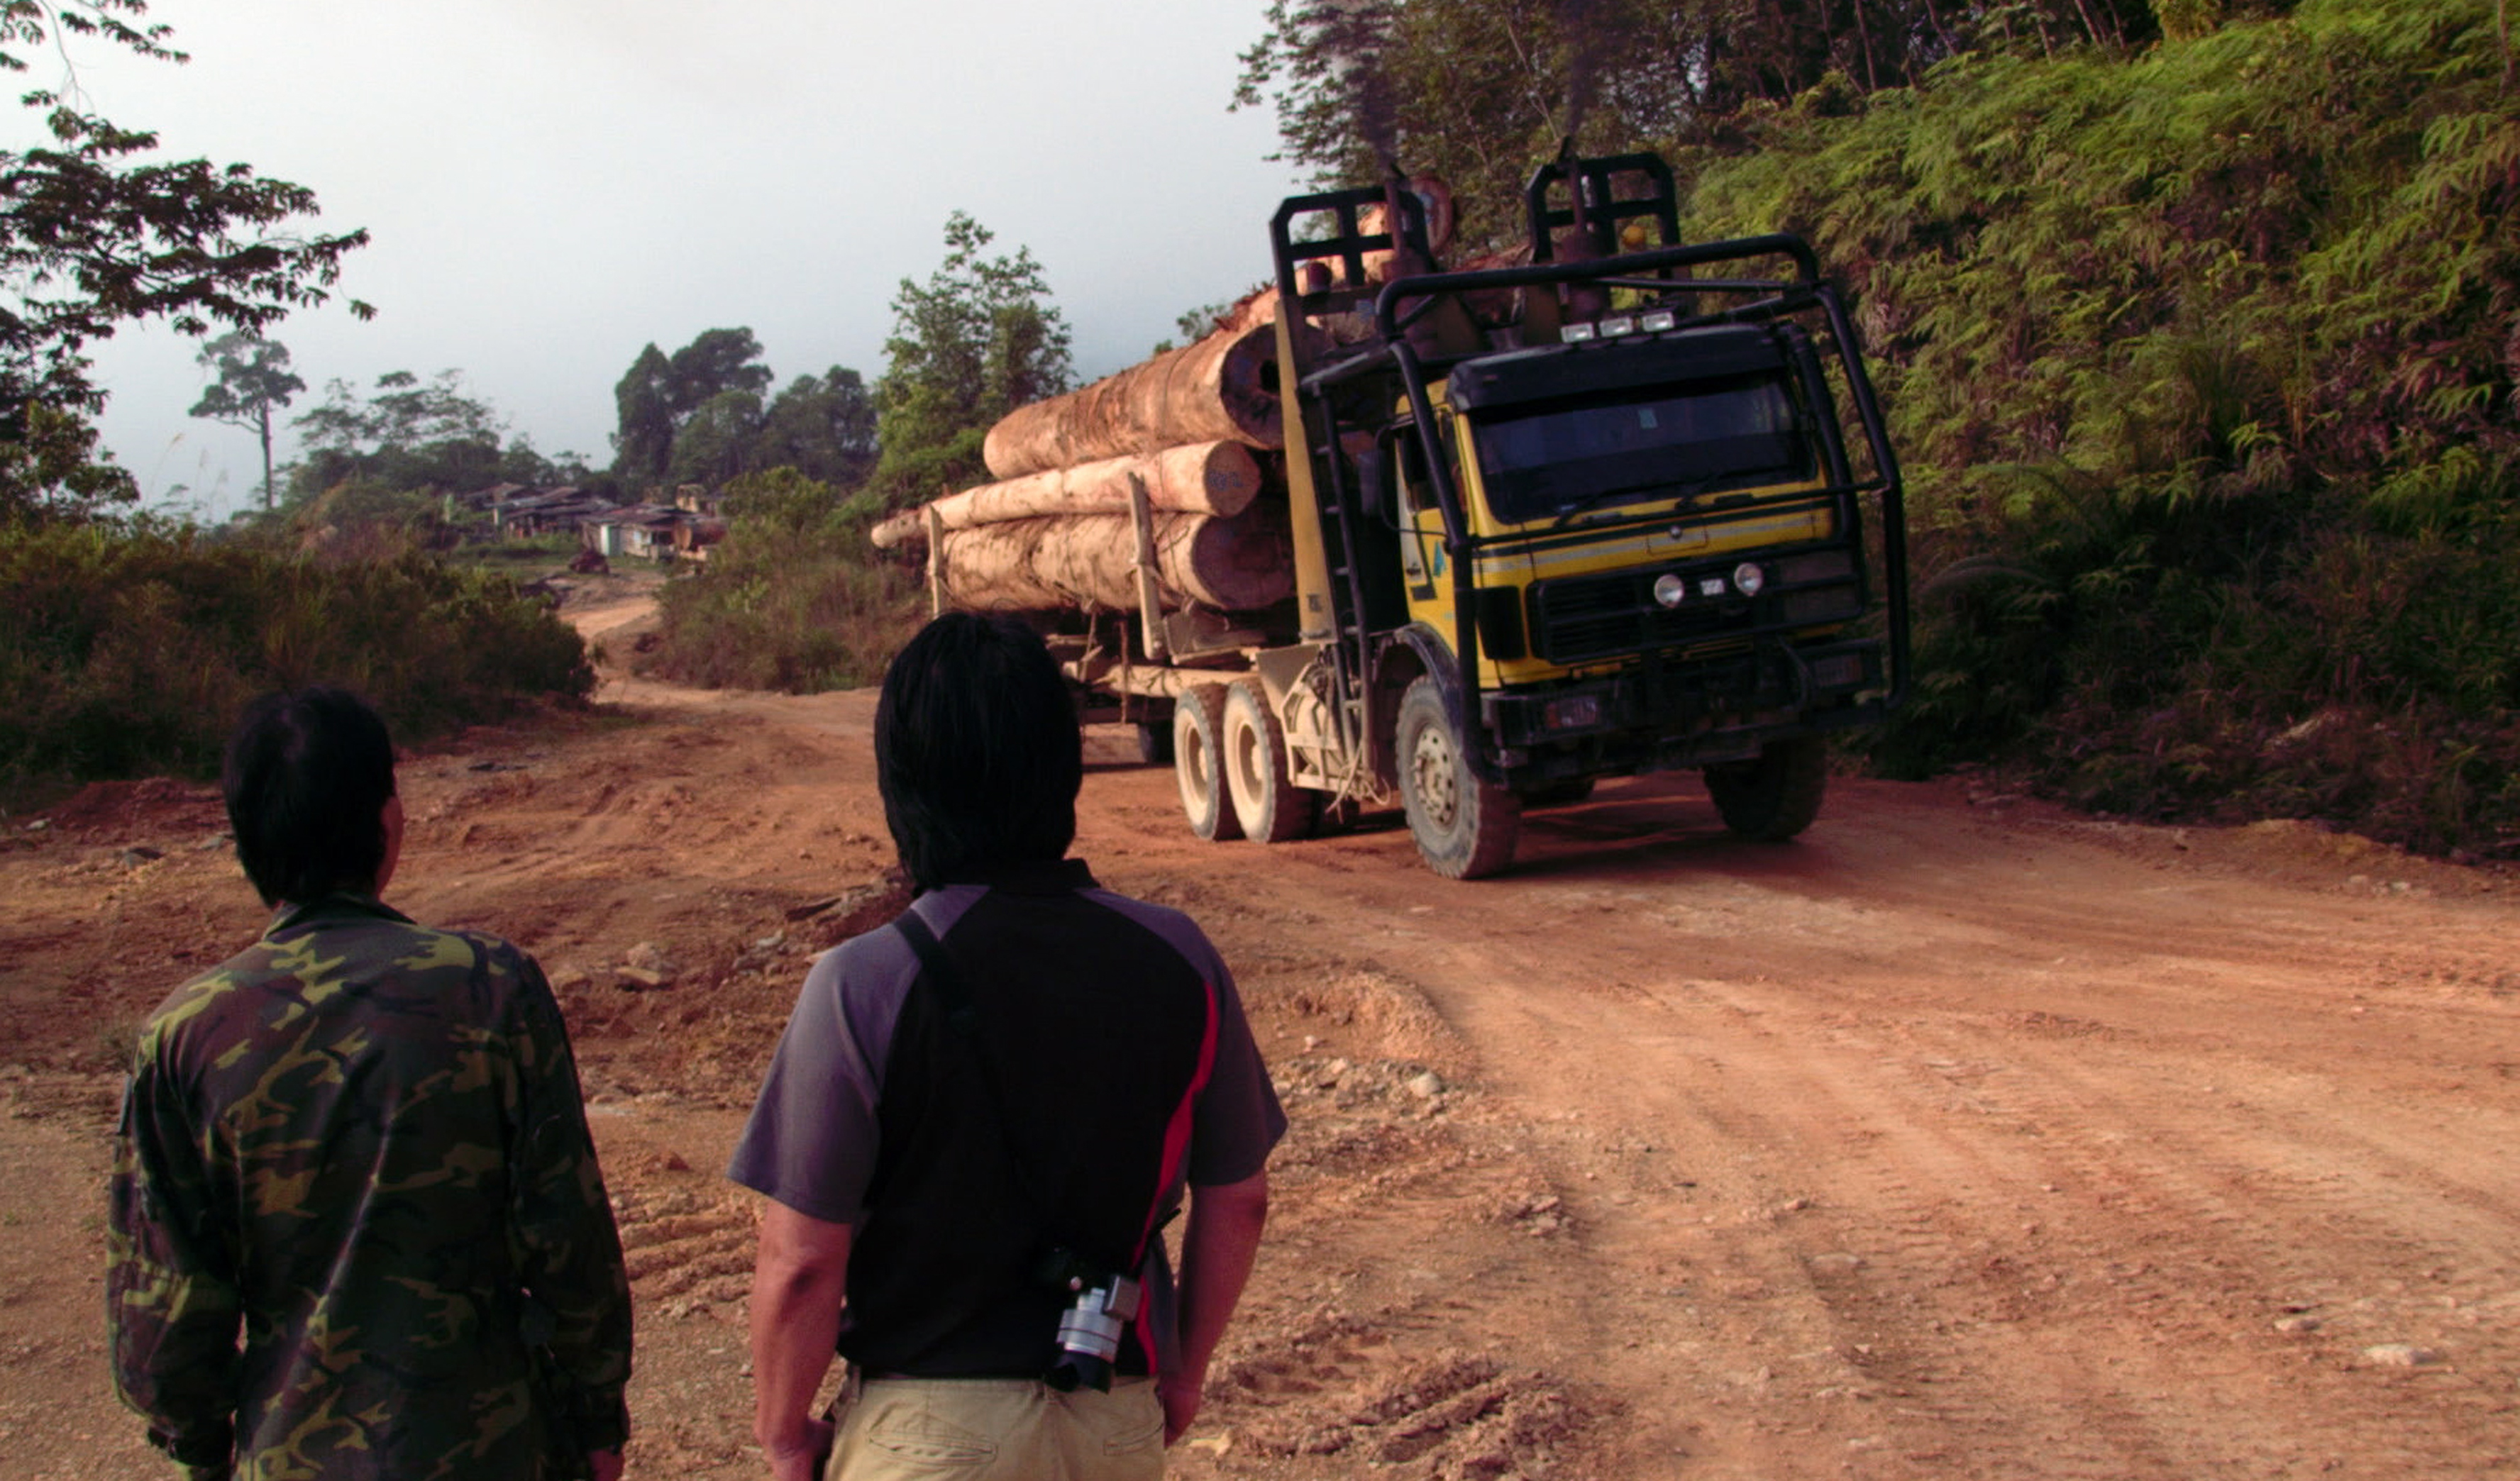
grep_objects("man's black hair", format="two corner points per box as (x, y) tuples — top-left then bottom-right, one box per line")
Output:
(223, 687), (398, 908)
(875, 612), (1082, 891)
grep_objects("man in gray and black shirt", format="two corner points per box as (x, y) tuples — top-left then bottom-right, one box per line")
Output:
(732, 614), (1282, 1481)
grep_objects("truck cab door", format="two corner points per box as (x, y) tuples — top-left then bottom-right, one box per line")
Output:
(1392, 421), (1452, 629)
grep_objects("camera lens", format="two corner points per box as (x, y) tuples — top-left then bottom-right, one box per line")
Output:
(1048, 1280), (1132, 1393)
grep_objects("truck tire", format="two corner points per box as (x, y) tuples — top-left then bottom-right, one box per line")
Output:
(1222, 680), (1319, 843)
(1703, 736), (1829, 841)
(1172, 684), (1243, 841)
(1396, 676), (1521, 879)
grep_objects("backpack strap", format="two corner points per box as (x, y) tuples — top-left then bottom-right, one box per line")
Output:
(891, 908), (1057, 1225)
(892, 909), (975, 1031)
(890, 907), (1167, 1275)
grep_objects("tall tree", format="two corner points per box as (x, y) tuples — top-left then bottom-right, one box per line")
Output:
(753, 367), (877, 489)
(294, 370), (501, 457)
(187, 333), (303, 511)
(1235, 0), (1715, 248)
(868, 213), (1071, 511)
(287, 368), (508, 503)
(0, 0), (370, 521)
(609, 328), (774, 487)
(668, 387), (766, 489)
(611, 343), (675, 487)
(668, 327), (773, 411)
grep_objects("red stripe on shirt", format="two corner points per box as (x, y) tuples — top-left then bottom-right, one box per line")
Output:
(1132, 975), (1220, 1371)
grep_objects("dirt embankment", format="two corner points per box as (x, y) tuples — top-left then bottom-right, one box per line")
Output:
(3, 588), (2515, 1480)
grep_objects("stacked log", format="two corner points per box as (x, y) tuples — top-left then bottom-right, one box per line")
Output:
(874, 312), (1310, 616)
(981, 323), (1282, 478)
(888, 183), (1482, 617)
(869, 440), (1261, 551)
(936, 508), (1292, 613)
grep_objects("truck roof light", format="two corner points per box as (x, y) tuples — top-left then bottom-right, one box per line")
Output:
(1600, 315), (1636, 338)
(1640, 309), (1677, 332)
(1560, 322), (1597, 343)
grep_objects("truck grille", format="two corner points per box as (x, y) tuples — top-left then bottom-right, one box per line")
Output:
(1530, 570), (1750, 663)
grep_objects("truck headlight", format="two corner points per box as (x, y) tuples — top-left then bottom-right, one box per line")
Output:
(1732, 562), (1767, 597)
(1653, 572), (1687, 609)
(1543, 694), (1603, 731)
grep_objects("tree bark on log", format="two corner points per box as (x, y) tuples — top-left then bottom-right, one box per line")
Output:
(935, 508), (1292, 613)
(982, 325), (1282, 479)
(869, 441), (1264, 550)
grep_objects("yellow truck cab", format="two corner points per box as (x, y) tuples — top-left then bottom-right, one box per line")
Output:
(1143, 150), (1908, 878)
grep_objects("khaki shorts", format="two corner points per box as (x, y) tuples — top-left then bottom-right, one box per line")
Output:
(824, 1375), (1164, 1481)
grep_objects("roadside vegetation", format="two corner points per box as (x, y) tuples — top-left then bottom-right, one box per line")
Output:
(638, 212), (1068, 690)
(645, 469), (926, 692)
(1677, 0), (2519, 854)
(0, 518), (590, 803)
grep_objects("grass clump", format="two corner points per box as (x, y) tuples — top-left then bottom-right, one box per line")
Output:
(646, 468), (926, 692)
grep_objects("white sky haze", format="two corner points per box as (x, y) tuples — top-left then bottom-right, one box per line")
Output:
(22, 1), (1301, 516)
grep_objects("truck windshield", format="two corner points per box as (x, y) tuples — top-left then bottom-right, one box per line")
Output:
(1471, 373), (1812, 525)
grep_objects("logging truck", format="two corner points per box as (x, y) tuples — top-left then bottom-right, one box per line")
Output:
(892, 151), (1909, 878)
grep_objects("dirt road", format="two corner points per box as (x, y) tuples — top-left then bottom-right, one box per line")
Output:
(5, 589), (2516, 1480)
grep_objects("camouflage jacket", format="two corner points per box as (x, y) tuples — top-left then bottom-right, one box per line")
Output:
(109, 895), (633, 1481)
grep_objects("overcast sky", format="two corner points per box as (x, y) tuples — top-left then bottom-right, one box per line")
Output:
(27, 0), (1303, 518)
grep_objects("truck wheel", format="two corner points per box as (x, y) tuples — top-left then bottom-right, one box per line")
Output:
(1136, 720), (1174, 767)
(1222, 680), (1319, 843)
(1396, 676), (1520, 879)
(1172, 684), (1243, 841)
(1703, 736), (1829, 841)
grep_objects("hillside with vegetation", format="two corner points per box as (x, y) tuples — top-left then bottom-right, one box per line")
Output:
(1676, 0), (2518, 855)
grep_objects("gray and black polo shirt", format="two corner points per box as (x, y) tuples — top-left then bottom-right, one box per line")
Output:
(728, 858), (1284, 1379)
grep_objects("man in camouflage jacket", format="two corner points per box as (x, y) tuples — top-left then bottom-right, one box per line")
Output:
(109, 688), (634, 1480)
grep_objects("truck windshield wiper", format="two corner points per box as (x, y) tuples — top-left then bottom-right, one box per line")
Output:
(1552, 475), (1715, 527)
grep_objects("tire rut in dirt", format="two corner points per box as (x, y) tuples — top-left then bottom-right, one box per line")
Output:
(612, 1158), (758, 1316)
(1185, 958), (1615, 1479)
(1604, 984), (2520, 1477)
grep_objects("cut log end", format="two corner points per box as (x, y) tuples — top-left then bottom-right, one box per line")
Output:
(933, 508), (1291, 614)
(983, 325), (1283, 480)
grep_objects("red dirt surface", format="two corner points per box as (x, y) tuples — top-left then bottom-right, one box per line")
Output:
(4, 587), (2516, 1480)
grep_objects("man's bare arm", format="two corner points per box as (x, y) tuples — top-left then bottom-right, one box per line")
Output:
(748, 1201), (852, 1481)
(1159, 1170), (1269, 1444)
